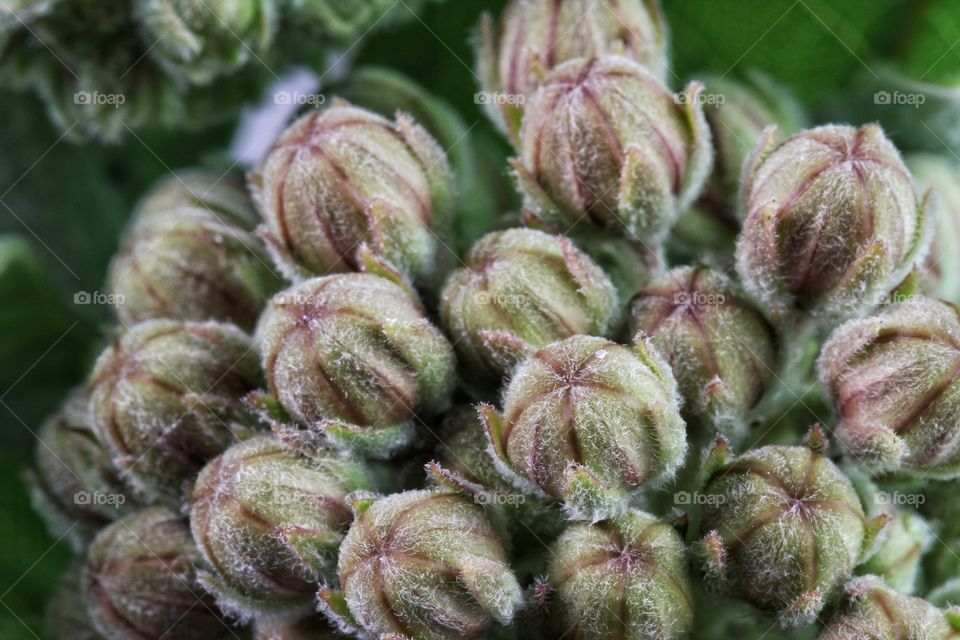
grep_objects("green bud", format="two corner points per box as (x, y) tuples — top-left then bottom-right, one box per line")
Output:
(133, 0), (275, 85)
(698, 436), (883, 627)
(189, 435), (378, 622)
(282, 0), (428, 44)
(818, 298), (960, 477)
(254, 616), (339, 639)
(28, 390), (137, 550)
(323, 488), (523, 640)
(88, 319), (263, 504)
(108, 170), (283, 332)
(541, 510), (694, 640)
(257, 274), (456, 458)
(513, 55), (713, 243)
(478, 0), (668, 139)
(47, 562), (104, 640)
(483, 334), (686, 520)
(736, 124), (930, 320)
(249, 103), (457, 287)
(907, 154), (960, 303)
(628, 265), (777, 442)
(440, 228), (619, 383)
(83, 507), (226, 640)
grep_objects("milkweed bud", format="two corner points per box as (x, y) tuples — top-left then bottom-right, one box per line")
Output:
(133, 0), (275, 85)
(736, 124), (930, 320)
(907, 154), (960, 303)
(818, 298), (960, 477)
(107, 170), (282, 331)
(47, 562), (104, 640)
(28, 390), (136, 550)
(253, 616), (339, 639)
(478, 0), (668, 139)
(88, 319), (263, 504)
(257, 274), (456, 458)
(698, 434), (886, 627)
(250, 103), (456, 286)
(482, 334), (686, 520)
(321, 489), (523, 639)
(540, 510), (694, 640)
(628, 265), (777, 442)
(819, 576), (957, 640)
(440, 229), (619, 383)
(189, 435), (378, 622)
(513, 55), (712, 243)
(83, 507), (226, 640)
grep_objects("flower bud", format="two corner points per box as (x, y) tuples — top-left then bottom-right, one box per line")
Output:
(107, 170), (282, 331)
(189, 435), (378, 622)
(440, 229), (619, 383)
(257, 274), (456, 457)
(628, 265), (777, 442)
(819, 576), (957, 640)
(83, 507), (225, 640)
(88, 319), (263, 504)
(513, 55), (712, 243)
(478, 0), (668, 138)
(482, 334), (686, 520)
(133, 0), (275, 85)
(736, 124), (930, 319)
(907, 154), (960, 302)
(321, 489), (522, 639)
(250, 103), (456, 286)
(541, 510), (693, 640)
(47, 562), (103, 640)
(698, 434), (886, 627)
(253, 616), (339, 640)
(28, 390), (137, 550)
(818, 298), (960, 476)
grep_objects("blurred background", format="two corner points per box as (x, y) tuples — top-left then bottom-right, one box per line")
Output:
(0, 0), (957, 637)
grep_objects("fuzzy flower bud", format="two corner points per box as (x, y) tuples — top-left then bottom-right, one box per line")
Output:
(628, 265), (777, 442)
(320, 489), (522, 639)
(482, 334), (686, 520)
(478, 0), (668, 138)
(513, 55), (712, 243)
(257, 274), (456, 457)
(818, 298), (960, 477)
(28, 390), (136, 550)
(736, 124), (930, 319)
(250, 103), (456, 286)
(107, 170), (282, 331)
(83, 507), (225, 640)
(907, 154), (960, 302)
(440, 228), (619, 383)
(541, 510), (694, 640)
(254, 616), (339, 640)
(189, 435), (378, 622)
(698, 433), (886, 627)
(87, 319), (263, 504)
(47, 562), (104, 640)
(133, 0), (275, 85)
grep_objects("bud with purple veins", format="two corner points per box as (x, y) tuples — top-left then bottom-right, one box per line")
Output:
(83, 506), (226, 640)
(481, 334), (687, 521)
(87, 319), (263, 505)
(540, 509), (694, 640)
(628, 265), (777, 442)
(440, 228), (619, 384)
(512, 55), (713, 243)
(257, 273), (456, 458)
(736, 124), (930, 320)
(189, 435), (379, 622)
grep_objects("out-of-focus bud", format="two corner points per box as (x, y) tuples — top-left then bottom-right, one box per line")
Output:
(189, 435), (378, 622)
(47, 562), (104, 640)
(107, 170), (283, 332)
(320, 489), (522, 639)
(819, 298), (960, 477)
(87, 319), (263, 504)
(83, 507), (226, 640)
(736, 124), (930, 320)
(907, 154), (960, 303)
(482, 334), (686, 521)
(513, 55), (712, 244)
(253, 616), (339, 639)
(249, 103), (456, 287)
(440, 228), (619, 384)
(478, 0), (668, 139)
(540, 510), (694, 640)
(628, 265), (777, 442)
